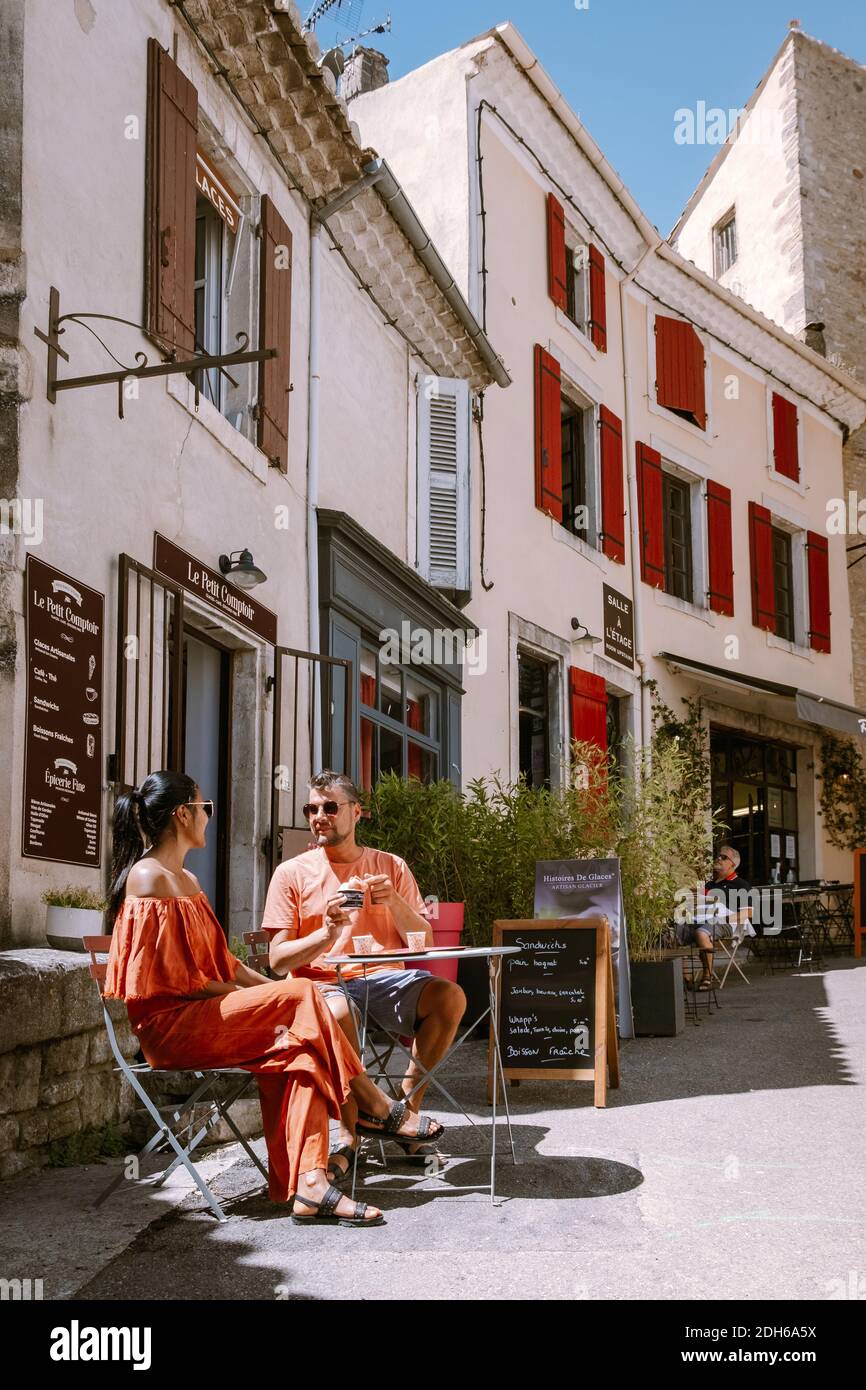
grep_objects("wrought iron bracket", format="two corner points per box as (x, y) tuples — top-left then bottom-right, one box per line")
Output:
(34, 285), (277, 420)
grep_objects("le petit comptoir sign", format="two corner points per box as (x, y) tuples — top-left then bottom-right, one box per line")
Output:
(602, 584), (634, 670)
(23, 556), (104, 867)
(153, 534), (277, 644)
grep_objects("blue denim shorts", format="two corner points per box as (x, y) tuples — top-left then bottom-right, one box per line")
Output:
(338, 968), (434, 1035)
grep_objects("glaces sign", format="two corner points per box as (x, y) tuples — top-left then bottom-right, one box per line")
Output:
(602, 584), (634, 670)
(23, 556), (103, 866)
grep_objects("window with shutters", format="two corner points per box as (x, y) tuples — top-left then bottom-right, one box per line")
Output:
(565, 234), (591, 336)
(560, 392), (596, 542)
(769, 390), (801, 485)
(663, 472), (694, 601)
(713, 210), (738, 278)
(417, 376), (470, 592)
(652, 314), (708, 431)
(771, 526), (795, 642)
(518, 652), (553, 790)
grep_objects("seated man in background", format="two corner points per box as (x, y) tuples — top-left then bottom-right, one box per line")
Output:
(261, 771), (466, 1179)
(682, 845), (752, 991)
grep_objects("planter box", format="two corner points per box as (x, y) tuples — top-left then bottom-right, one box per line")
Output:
(425, 902), (464, 984)
(45, 906), (104, 952)
(631, 956), (685, 1036)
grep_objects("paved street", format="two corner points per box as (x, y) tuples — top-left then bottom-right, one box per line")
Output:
(4, 955), (864, 1302)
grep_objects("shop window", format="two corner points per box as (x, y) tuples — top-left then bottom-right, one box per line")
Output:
(711, 729), (799, 884)
(359, 647), (440, 791)
(518, 652), (552, 790)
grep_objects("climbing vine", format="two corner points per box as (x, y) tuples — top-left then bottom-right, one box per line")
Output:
(817, 732), (866, 850)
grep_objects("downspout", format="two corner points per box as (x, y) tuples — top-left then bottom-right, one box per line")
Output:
(618, 237), (661, 761)
(307, 218), (323, 771)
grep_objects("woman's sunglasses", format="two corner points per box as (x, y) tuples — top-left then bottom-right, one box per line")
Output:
(179, 800), (214, 818)
(302, 799), (356, 819)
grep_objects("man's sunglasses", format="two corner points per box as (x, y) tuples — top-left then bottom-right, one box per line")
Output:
(303, 799), (356, 819)
(178, 800), (214, 818)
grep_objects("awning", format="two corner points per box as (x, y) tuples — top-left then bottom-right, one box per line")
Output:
(658, 652), (866, 738)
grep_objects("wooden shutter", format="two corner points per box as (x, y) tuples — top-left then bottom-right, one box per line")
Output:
(546, 193), (568, 312)
(569, 666), (608, 751)
(145, 39), (197, 353)
(706, 480), (734, 615)
(748, 501), (775, 631)
(599, 405), (625, 562)
(636, 441), (664, 588)
(258, 195), (293, 473)
(417, 376), (470, 590)
(588, 245), (607, 352)
(655, 315), (706, 429)
(806, 530), (831, 652)
(772, 393), (799, 482)
(534, 344), (563, 521)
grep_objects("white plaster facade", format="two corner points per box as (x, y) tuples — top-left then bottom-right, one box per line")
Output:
(351, 23), (866, 885)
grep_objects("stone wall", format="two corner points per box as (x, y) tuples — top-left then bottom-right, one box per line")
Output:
(0, 949), (139, 1180)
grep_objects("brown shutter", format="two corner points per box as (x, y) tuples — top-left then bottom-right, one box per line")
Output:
(145, 38), (197, 354)
(806, 530), (831, 653)
(706, 480), (734, 616)
(533, 344), (563, 520)
(598, 405), (625, 562)
(748, 501), (775, 632)
(258, 195), (293, 474)
(636, 441), (665, 588)
(588, 245), (607, 352)
(772, 393), (800, 482)
(655, 315), (706, 429)
(546, 193), (568, 312)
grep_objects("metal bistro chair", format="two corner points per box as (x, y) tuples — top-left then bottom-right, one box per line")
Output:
(243, 931), (407, 1101)
(85, 936), (268, 1223)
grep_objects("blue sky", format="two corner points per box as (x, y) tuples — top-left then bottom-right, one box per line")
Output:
(315, 0), (866, 234)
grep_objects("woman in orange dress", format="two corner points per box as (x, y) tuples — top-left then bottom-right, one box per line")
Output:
(105, 770), (444, 1227)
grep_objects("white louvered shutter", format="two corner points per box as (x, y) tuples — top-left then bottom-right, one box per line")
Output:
(417, 376), (470, 590)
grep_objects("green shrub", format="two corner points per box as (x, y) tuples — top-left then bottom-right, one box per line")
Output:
(41, 884), (106, 911)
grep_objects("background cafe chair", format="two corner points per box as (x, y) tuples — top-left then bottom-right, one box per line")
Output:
(85, 936), (268, 1223)
(714, 911), (756, 988)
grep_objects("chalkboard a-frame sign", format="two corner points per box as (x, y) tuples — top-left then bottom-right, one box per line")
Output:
(490, 918), (620, 1107)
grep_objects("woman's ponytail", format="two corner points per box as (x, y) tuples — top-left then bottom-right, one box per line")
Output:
(106, 770), (196, 928)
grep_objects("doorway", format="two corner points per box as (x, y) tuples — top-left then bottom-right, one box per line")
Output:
(176, 630), (231, 921)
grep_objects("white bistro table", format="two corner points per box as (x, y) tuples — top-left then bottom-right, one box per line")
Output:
(326, 944), (521, 1204)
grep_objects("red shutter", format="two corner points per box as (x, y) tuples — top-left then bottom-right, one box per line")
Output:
(748, 501), (775, 631)
(706, 480), (734, 616)
(599, 405), (625, 562)
(655, 315), (706, 429)
(588, 245), (607, 352)
(806, 530), (831, 653)
(145, 39), (197, 353)
(636, 441), (664, 588)
(533, 344), (563, 520)
(546, 193), (568, 311)
(569, 667), (607, 751)
(772, 393), (800, 482)
(258, 196), (293, 473)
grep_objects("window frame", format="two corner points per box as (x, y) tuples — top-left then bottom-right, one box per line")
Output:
(662, 470), (694, 602)
(556, 367), (601, 550)
(358, 644), (443, 788)
(713, 208), (738, 278)
(517, 648), (555, 791)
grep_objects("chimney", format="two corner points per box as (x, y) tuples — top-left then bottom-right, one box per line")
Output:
(342, 46), (389, 100)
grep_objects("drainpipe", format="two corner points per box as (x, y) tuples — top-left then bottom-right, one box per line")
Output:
(307, 219), (323, 772)
(618, 238), (661, 763)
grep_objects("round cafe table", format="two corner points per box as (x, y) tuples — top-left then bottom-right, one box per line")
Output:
(325, 944), (521, 1204)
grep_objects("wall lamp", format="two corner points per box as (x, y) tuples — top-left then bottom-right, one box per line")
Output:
(219, 549), (267, 590)
(570, 617), (601, 654)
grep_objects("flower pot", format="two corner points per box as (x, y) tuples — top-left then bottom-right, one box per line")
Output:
(424, 902), (464, 984)
(631, 956), (685, 1036)
(45, 905), (104, 952)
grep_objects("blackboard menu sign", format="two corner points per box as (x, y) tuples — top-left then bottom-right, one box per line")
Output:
(23, 556), (104, 866)
(491, 918), (620, 1106)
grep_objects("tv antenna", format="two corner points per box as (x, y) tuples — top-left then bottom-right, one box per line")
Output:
(304, 1), (391, 50)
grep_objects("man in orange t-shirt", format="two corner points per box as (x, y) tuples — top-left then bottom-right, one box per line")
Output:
(261, 770), (466, 1173)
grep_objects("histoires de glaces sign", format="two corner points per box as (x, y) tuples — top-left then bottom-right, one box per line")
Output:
(23, 556), (103, 867)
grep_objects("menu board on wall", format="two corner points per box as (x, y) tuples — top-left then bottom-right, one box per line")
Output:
(23, 556), (104, 866)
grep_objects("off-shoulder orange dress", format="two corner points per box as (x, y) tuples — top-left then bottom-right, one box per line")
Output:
(104, 892), (363, 1202)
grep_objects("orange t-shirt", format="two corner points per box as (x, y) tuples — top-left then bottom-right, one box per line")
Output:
(260, 846), (430, 982)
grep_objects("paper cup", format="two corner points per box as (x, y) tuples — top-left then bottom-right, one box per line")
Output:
(406, 931), (427, 952)
(352, 935), (375, 955)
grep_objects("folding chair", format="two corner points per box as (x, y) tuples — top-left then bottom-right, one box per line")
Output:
(84, 936), (268, 1223)
(243, 930), (274, 978)
(714, 918), (754, 988)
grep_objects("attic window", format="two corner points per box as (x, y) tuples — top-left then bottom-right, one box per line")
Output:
(713, 210), (738, 278)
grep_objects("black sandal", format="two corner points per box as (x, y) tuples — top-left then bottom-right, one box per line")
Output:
(291, 1184), (384, 1227)
(326, 1143), (359, 1184)
(355, 1099), (445, 1152)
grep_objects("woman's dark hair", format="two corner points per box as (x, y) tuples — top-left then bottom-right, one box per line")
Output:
(106, 770), (197, 928)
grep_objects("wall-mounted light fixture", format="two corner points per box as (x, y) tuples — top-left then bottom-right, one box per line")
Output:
(219, 549), (267, 590)
(570, 617), (601, 654)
